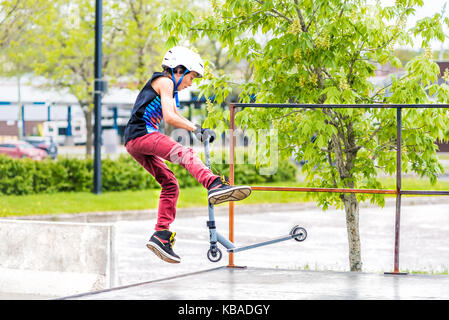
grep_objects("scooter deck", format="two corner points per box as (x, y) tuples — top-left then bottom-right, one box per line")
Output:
(227, 232), (304, 253)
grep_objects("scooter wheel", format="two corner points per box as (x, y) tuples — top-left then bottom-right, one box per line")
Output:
(207, 247), (222, 262)
(290, 225), (307, 242)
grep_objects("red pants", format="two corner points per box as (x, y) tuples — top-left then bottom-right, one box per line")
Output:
(126, 132), (219, 231)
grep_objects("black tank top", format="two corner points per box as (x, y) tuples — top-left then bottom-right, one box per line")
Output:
(124, 72), (172, 145)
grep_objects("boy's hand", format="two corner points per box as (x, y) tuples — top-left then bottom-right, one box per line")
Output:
(194, 124), (216, 143)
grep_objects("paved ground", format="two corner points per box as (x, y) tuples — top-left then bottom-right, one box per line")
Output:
(2, 197), (449, 300)
(62, 266), (449, 300)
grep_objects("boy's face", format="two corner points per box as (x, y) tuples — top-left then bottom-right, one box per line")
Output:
(175, 71), (200, 91)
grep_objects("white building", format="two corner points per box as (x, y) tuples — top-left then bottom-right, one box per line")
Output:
(0, 76), (195, 145)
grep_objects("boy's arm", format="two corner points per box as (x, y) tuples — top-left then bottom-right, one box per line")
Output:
(159, 78), (196, 131)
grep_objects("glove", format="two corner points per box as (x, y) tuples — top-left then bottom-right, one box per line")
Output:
(194, 124), (216, 143)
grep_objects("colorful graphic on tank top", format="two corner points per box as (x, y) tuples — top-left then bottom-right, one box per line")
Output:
(143, 96), (162, 133)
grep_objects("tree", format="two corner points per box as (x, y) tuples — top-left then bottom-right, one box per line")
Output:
(2, 0), (192, 156)
(0, 1), (55, 88)
(0, 0), (47, 49)
(162, 0), (449, 271)
(0, 0), (56, 139)
(112, 0), (197, 89)
(3, 0), (123, 156)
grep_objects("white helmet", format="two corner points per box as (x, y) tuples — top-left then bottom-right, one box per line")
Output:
(162, 46), (204, 78)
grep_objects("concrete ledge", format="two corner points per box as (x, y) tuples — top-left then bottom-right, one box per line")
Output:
(0, 219), (116, 297)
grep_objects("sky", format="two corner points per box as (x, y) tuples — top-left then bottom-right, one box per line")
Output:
(373, 0), (448, 20)
(376, 0), (449, 50)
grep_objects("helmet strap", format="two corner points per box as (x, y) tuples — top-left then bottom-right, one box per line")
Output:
(171, 68), (190, 107)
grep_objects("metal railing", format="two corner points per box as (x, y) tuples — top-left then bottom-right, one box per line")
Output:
(227, 103), (449, 273)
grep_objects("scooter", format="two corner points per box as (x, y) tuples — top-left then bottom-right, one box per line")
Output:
(203, 138), (308, 262)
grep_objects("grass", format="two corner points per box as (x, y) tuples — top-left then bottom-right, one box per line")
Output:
(375, 176), (449, 192)
(0, 181), (311, 217)
(437, 152), (449, 161)
(402, 269), (449, 275)
(1, 178), (449, 218)
(293, 264), (449, 275)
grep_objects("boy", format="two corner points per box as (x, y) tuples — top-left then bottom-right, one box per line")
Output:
(124, 46), (251, 264)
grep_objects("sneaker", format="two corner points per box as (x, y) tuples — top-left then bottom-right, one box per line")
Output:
(207, 175), (252, 205)
(146, 230), (180, 263)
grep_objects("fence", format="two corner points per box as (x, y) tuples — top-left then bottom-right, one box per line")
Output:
(227, 103), (449, 274)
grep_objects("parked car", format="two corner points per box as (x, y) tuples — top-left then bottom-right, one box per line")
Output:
(0, 141), (48, 161)
(23, 136), (58, 159)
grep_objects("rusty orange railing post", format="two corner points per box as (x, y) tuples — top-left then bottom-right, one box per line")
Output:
(228, 104), (235, 268)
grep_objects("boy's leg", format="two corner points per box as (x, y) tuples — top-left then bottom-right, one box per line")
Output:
(150, 132), (252, 205)
(141, 155), (179, 231)
(149, 132), (219, 188)
(126, 141), (179, 230)
(126, 136), (181, 263)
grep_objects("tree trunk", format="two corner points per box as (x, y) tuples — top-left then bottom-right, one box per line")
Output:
(342, 193), (362, 271)
(84, 108), (93, 158)
(331, 125), (363, 272)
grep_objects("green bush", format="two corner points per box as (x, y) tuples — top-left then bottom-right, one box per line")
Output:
(0, 152), (297, 195)
(101, 155), (159, 191)
(33, 159), (66, 193)
(0, 155), (35, 195)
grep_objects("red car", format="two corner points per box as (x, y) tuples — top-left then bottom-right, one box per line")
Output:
(0, 141), (48, 160)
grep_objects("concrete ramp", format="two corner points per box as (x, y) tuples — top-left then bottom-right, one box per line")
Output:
(60, 266), (449, 300)
(0, 219), (116, 297)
